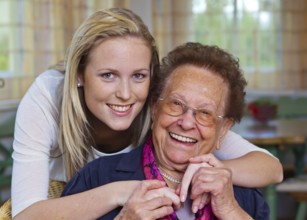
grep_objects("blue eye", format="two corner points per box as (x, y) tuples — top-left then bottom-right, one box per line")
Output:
(101, 72), (114, 79)
(133, 73), (146, 80)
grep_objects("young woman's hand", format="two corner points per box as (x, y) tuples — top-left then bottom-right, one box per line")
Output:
(115, 180), (180, 220)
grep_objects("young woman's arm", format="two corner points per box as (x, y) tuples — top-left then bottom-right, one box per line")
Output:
(224, 151), (283, 187)
(14, 181), (139, 220)
(214, 130), (283, 187)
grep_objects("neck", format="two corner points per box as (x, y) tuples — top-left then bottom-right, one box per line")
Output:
(158, 167), (183, 189)
(87, 113), (133, 154)
(92, 128), (132, 153)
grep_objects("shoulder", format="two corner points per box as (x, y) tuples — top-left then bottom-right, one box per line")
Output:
(233, 186), (270, 219)
(62, 146), (144, 196)
(85, 146), (143, 176)
(19, 69), (64, 104)
(34, 69), (64, 93)
(16, 69), (64, 122)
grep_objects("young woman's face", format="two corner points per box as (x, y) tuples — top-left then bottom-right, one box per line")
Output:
(81, 37), (151, 131)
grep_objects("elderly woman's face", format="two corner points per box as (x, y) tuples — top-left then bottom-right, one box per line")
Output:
(151, 64), (232, 171)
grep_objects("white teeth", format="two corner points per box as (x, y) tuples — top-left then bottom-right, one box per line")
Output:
(170, 133), (197, 143)
(109, 104), (131, 112)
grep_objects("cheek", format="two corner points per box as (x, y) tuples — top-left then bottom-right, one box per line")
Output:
(152, 113), (171, 160)
(83, 91), (99, 116)
(198, 127), (220, 154)
(84, 82), (109, 102)
(83, 82), (112, 115)
(134, 81), (150, 101)
(153, 111), (173, 130)
(152, 110), (171, 140)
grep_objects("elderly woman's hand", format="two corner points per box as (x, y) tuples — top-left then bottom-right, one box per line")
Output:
(179, 153), (241, 216)
(189, 155), (252, 219)
(115, 180), (180, 220)
(178, 154), (215, 211)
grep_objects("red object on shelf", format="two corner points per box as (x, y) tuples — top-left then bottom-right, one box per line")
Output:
(247, 101), (277, 123)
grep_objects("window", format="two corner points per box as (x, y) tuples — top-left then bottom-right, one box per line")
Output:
(152, 0), (307, 91)
(0, 0), (120, 102)
(192, 0), (280, 88)
(0, 0), (71, 101)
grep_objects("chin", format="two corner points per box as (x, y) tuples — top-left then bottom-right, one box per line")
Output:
(113, 126), (131, 131)
(108, 122), (132, 131)
(105, 116), (134, 129)
(167, 154), (190, 166)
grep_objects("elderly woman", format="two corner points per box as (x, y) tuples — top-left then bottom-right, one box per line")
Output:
(62, 43), (269, 219)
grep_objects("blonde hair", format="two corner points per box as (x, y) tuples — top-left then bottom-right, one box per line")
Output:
(59, 8), (159, 179)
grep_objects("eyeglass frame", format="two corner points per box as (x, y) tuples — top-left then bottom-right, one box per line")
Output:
(158, 97), (225, 126)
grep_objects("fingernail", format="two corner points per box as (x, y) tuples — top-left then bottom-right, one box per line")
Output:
(181, 195), (185, 202)
(192, 206), (198, 213)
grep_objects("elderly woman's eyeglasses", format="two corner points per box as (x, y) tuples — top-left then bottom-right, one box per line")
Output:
(159, 97), (224, 126)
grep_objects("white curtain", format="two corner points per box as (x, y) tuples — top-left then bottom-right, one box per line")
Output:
(151, 0), (307, 91)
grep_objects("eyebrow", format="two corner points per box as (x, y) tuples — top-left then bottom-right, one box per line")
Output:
(92, 66), (150, 73)
(170, 96), (217, 110)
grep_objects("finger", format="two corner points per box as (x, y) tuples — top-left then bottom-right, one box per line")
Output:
(146, 196), (173, 209)
(145, 197), (174, 219)
(129, 180), (166, 202)
(189, 169), (215, 200)
(191, 195), (202, 213)
(161, 188), (180, 207)
(152, 205), (174, 220)
(140, 179), (166, 191)
(190, 153), (224, 168)
(189, 154), (212, 163)
(136, 180), (166, 196)
(198, 193), (210, 210)
(122, 196), (174, 220)
(204, 155), (224, 168)
(179, 163), (199, 202)
(191, 193), (210, 213)
(145, 187), (180, 206)
(180, 162), (212, 202)
(191, 168), (232, 197)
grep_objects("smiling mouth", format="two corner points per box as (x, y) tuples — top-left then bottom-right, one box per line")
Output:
(169, 132), (197, 143)
(108, 104), (132, 112)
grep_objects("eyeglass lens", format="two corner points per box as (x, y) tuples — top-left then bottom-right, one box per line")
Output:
(161, 98), (219, 126)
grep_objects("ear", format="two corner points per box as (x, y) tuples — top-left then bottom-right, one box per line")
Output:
(215, 118), (234, 150)
(77, 74), (84, 86)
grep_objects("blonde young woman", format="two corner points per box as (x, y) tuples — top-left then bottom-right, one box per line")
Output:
(12, 8), (282, 219)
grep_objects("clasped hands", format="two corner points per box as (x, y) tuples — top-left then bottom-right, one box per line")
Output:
(115, 154), (241, 220)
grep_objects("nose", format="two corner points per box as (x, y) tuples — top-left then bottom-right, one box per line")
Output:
(116, 79), (131, 100)
(177, 109), (197, 129)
